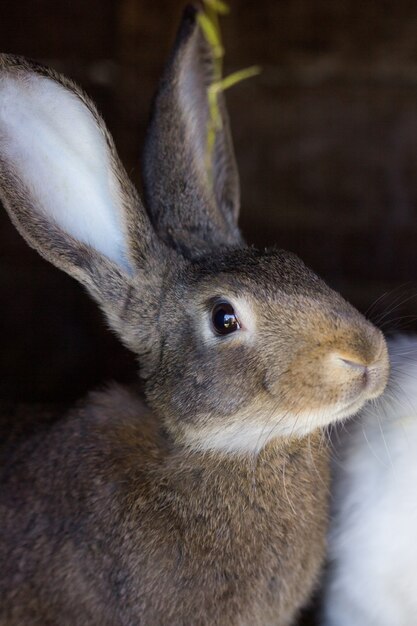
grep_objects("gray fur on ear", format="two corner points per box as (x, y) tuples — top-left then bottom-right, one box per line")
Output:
(142, 4), (243, 258)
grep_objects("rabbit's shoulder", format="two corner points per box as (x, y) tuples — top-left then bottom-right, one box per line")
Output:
(0, 384), (164, 512)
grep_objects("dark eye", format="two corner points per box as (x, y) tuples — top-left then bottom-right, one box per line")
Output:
(211, 301), (241, 335)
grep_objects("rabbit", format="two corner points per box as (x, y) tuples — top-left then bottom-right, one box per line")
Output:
(0, 5), (389, 626)
(323, 334), (417, 626)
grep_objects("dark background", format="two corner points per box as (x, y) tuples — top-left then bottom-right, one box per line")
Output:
(0, 0), (417, 401)
(0, 0), (417, 366)
(1, 0), (416, 401)
(2, 2), (414, 623)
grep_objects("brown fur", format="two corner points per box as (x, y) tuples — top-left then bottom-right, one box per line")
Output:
(1, 385), (328, 626)
(0, 5), (389, 625)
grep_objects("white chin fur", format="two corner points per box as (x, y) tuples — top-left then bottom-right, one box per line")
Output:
(0, 72), (131, 271)
(323, 335), (417, 626)
(186, 400), (367, 455)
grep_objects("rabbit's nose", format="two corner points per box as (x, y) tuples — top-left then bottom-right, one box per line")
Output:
(338, 357), (367, 374)
(330, 344), (389, 399)
(329, 353), (368, 380)
(333, 356), (369, 388)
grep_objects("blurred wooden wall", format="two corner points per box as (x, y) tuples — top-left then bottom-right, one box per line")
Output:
(2, 0), (417, 402)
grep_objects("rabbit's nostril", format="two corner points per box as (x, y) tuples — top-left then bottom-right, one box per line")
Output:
(339, 358), (367, 374)
(330, 352), (368, 373)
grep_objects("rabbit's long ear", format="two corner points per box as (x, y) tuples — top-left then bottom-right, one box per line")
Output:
(142, 5), (242, 257)
(0, 55), (162, 315)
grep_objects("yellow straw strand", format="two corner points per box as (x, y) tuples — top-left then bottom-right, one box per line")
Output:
(218, 66), (261, 92)
(198, 1), (260, 184)
(197, 13), (224, 60)
(204, 0), (230, 15)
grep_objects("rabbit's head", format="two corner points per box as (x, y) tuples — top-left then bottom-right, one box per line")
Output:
(0, 7), (389, 453)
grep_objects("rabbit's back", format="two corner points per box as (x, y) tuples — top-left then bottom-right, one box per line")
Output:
(324, 335), (417, 626)
(0, 384), (329, 626)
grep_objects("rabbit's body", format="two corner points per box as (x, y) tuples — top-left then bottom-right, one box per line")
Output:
(323, 336), (417, 626)
(1, 385), (328, 626)
(0, 6), (389, 625)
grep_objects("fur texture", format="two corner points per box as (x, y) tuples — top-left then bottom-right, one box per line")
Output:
(0, 6), (389, 625)
(142, 4), (242, 255)
(1, 384), (330, 626)
(323, 335), (417, 626)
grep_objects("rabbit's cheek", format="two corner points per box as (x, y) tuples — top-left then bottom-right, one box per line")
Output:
(149, 342), (261, 425)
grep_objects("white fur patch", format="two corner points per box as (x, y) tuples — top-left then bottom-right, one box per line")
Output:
(0, 72), (131, 270)
(186, 398), (367, 455)
(324, 335), (417, 626)
(189, 420), (279, 455)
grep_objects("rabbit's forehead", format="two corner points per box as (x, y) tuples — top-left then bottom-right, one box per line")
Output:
(190, 247), (329, 295)
(185, 252), (331, 308)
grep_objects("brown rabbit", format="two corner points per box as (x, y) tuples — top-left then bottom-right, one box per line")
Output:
(0, 6), (389, 626)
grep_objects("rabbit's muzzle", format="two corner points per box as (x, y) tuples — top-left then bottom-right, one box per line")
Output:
(266, 311), (389, 435)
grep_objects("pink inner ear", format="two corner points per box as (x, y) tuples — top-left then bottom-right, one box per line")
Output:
(0, 71), (132, 272)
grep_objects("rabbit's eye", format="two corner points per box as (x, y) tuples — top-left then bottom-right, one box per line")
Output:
(211, 302), (241, 335)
